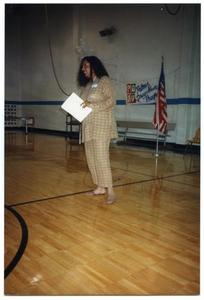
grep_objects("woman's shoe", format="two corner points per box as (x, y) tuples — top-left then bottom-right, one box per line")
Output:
(106, 195), (116, 204)
(86, 191), (106, 196)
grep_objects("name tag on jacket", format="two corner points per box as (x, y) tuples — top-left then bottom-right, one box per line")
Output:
(92, 82), (98, 88)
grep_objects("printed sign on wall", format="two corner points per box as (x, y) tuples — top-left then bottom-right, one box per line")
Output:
(127, 82), (158, 104)
(127, 84), (136, 103)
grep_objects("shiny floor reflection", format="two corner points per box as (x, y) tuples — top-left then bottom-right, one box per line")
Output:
(5, 132), (200, 295)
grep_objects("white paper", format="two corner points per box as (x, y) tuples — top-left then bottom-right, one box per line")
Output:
(61, 92), (92, 122)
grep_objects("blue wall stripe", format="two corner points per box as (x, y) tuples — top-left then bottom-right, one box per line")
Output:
(169, 98), (200, 105)
(5, 98), (200, 106)
(116, 100), (126, 105)
(116, 98), (200, 105)
(5, 100), (64, 105)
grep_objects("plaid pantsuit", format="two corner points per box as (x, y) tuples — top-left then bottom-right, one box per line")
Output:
(80, 76), (118, 188)
(85, 139), (112, 187)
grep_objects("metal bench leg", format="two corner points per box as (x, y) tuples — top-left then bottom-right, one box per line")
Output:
(25, 119), (28, 135)
(164, 135), (167, 146)
(184, 143), (190, 156)
(79, 125), (82, 144)
(124, 128), (128, 141)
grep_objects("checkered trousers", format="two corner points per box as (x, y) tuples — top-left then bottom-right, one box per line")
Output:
(85, 139), (112, 188)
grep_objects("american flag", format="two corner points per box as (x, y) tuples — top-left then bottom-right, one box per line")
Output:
(153, 61), (167, 134)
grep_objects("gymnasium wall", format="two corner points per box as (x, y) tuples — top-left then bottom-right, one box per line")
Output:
(5, 4), (200, 144)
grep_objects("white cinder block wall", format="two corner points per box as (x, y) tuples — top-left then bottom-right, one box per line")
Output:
(5, 4), (200, 144)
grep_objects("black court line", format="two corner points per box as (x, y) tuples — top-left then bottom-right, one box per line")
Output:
(163, 178), (200, 188)
(5, 205), (29, 279)
(7, 170), (199, 208)
(4, 170), (199, 278)
(114, 170), (200, 188)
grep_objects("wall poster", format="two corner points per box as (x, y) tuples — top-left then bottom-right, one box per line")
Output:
(126, 82), (158, 104)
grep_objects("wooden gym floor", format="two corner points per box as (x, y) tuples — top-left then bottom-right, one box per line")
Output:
(4, 132), (200, 295)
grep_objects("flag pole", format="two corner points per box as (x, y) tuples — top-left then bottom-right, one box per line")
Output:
(155, 125), (159, 157)
(155, 91), (159, 156)
(155, 56), (164, 157)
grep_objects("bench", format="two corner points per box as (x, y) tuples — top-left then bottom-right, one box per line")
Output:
(5, 117), (35, 134)
(117, 121), (176, 145)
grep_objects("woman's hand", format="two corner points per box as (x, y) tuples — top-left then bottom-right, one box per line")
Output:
(81, 100), (90, 108)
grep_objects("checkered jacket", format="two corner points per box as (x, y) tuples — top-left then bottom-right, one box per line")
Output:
(80, 76), (118, 143)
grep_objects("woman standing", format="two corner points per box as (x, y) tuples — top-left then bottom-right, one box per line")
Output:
(77, 56), (118, 204)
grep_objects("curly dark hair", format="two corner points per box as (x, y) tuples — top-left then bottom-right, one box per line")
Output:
(77, 56), (109, 87)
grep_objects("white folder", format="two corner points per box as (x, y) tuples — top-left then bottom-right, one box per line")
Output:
(61, 92), (92, 122)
